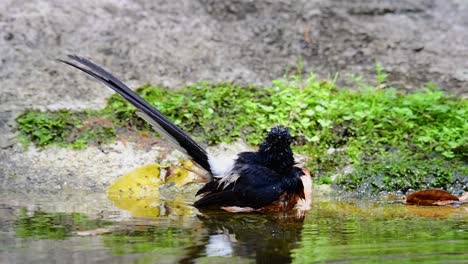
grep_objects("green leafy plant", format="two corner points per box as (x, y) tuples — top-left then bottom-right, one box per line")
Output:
(16, 110), (79, 147)
(17, 110), (116, 149)
(338, 152), (468, 195)
(375, 62), (389, 88)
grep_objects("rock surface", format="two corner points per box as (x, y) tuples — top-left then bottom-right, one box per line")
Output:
(1, 0), (467, 190)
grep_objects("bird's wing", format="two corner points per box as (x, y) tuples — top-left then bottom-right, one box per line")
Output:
(194, 164), (290, 209)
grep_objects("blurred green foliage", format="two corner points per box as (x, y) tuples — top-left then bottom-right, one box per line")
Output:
(102, 227), (195, 255)
(15, 208), (111, 240)
(292, 201), (468, 263)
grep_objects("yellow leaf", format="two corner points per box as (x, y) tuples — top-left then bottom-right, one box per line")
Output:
(107, 164), (164, 217)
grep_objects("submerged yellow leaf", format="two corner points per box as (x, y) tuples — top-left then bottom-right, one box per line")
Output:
(108, 164), (164, 217)
(107, 162), (198, 218)
(108, 164), (163, 197)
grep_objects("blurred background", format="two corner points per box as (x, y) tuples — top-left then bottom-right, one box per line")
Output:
(2, 0), (467, 113)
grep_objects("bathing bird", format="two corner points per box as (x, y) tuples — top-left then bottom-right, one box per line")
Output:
(59, 55), (311, 212)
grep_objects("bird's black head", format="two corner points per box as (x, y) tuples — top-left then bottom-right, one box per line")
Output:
(263, 126), (292, 147)
(259, 126), (295, 172)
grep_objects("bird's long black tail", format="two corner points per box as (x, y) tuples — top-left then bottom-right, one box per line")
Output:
(59, 55), (212, 176)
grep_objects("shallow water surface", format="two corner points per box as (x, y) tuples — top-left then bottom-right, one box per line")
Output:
(0, 191), (466, 263)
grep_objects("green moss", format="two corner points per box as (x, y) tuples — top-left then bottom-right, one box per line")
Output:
(16, 110), (80, 147)
(16, 71), (467, 194)
(338, 152), (468, 195)
(17, 110), (116, 149)
(104, 82), (266, 144)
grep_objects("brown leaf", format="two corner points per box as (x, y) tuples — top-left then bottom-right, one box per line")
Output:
(406, 189), (459, 206)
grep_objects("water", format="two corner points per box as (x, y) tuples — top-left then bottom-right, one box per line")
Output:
(0, 190), (466, 263)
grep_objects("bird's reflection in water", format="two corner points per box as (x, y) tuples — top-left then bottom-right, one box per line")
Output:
(180, 210), (306, 263)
